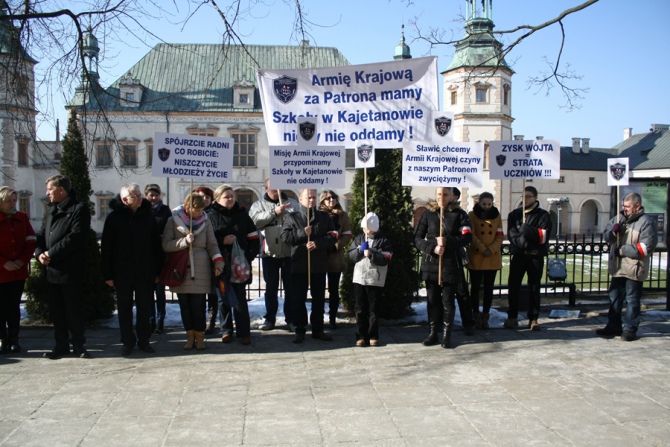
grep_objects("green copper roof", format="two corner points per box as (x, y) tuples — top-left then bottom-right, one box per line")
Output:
(613, 128), (670, 171)
(444, 18), (511, 73)
(74, 43), (350, 112)
(0, 3), (37, 64)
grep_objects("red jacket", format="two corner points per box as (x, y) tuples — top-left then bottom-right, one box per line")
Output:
(0, 211), (36, 283)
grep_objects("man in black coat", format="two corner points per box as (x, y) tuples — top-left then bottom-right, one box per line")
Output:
(281, 188), (337, 344)
(144, 183), (171, 334)
(414, 187), (473, 349)
(102, 183), (164, 356)
(505, 186), (552, 330)
(36, 175), (91, 359)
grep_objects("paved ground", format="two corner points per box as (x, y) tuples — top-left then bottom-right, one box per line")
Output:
(1, 301), (669, 446)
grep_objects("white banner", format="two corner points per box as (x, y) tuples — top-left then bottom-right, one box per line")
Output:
(258, 56), (439, 148)
(401, 140), (484, 187)
(489, 140), (561, 180)
(269, 146), (346, 189)
(152, 132), (234, 181)
(607, 157), (629, 186)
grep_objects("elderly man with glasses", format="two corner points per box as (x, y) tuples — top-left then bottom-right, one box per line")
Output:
(102, 183), (164, 356)
(505, 186), (552, 330)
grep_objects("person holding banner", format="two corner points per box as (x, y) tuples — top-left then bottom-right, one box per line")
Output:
(467, 192), (504, 329)
(162, 194), (224, 351)
(414, 187), (473, 349)
(144, 183), (171, 335)
(505, 186), (551, 331)
(319, 190), (353, 329)
(208, 185), (259, 346)
(102, 183), (164, 356)
(449, 188), (476, 334)
(249, 179), (299, 332)
(281, 189), (338, 344)
(597, 192), (657, 341)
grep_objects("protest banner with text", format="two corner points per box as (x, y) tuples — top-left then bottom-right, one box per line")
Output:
(402, 140), (484, 187)
(269, 146), (346, 189)
(258, 57), (439, 148)
(152, 132), (234, 180)
(489, 140), (561, 180)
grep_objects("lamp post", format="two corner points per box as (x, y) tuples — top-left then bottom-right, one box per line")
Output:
(547, 197), (570, 243)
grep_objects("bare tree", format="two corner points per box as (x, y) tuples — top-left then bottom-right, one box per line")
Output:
(409, 0), (599, 110)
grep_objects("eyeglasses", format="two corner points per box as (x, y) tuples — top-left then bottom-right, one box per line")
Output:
(124, 193), (141, 200)
(325, 197), (337, 201)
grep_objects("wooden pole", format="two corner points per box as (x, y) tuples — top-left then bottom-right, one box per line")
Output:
(189, 179), (194, 279)
(616, 186), (620, 270)
(438, 205), (444, 286)
(307, 205), (311, 288)
(522, 178), (527, 223)
(364, 167), (368, 215)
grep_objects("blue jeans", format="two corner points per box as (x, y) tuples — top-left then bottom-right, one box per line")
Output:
(607, 277), (642, 333)
(150, 282), (166, 323)
(262, 256), (294, 324)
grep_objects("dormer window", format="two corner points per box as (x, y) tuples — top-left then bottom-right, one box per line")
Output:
(119, 72), (144, 108)
(234, 76), (255, 109)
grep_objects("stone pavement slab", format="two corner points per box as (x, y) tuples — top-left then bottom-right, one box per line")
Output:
(0, 305), (669, 446)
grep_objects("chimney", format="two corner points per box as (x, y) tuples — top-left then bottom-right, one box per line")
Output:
(581, 138), (590, 153)
(300, 40), (310, 47)
(572, 137), (581, 153)
(514, 135), (524, 141)
(623, 128), (633, 140)
(536, 136), (544, 140)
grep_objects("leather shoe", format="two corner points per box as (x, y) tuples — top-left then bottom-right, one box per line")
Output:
(221, 333), (234, 343)
(292, 333), (305, 344)
(121, 345), (133, 356)
(596, 327), (623, 339)
(73, 347), (90, 358)
(621, 331), (637, 342)
(422, 333), (438, 346)
(138, 342), (155, 353)
(240, 336), (252, 346)
(311, 332), (333, 341)
(44, 349), (69, 360)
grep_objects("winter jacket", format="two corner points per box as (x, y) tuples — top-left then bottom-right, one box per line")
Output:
(249, 192), (299, 259)
(414, 201), (472, 284)
(162, 213), (224, 294)
(151, 201), (172, 235)
(35, 194), (91, 284)
(0, 211), (36, 283)
(101, 196), (164, 287)
(321, 205), (353, 273)
(281, 205), (337, 274)
(348, 231), (392, 287)
(507, 201), (552, 257)
(467, 203), (504, 271)
(604, 207), (658, 282)
(208, 201), (260, 285)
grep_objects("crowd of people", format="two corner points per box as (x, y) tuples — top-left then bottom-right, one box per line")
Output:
(0, 177), (658, 358)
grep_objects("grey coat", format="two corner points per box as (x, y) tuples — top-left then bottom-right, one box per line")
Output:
(162, 213), (224, 294)
(604, 207), (658, 282)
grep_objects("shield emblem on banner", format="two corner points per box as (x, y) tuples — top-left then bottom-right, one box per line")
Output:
(496, 154), (506, 167)
(610, 162), (626, 180)
(158, 147), (170, 162)
(299, 121), (316, 141)
(273, 76), (298, 104)
(357, 144), (373, 163)
(434, 116), (452, 137)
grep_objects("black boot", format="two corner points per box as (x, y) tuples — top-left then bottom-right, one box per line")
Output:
(441, 302), (455, 349)
(422, 300), (440, 346)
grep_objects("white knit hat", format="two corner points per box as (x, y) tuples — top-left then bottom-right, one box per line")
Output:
(361, 212), (379, 232)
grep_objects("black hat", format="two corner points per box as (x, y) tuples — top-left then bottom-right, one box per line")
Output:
(144, 184), (162, 194)
(452, 187), (461, 198)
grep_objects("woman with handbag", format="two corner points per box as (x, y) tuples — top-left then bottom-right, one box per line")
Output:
(208, 185), (259, 346)
(467, 192), (504, 329)
(162, 194), (224, 350)
(319, 190), (352, 329)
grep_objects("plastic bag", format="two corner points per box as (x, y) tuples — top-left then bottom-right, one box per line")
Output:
(230, 239), (251, 283)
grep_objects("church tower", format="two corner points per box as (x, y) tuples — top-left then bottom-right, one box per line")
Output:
(442, 0), (513, 206)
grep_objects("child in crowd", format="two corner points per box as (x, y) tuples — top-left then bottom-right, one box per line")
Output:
(348, 212), (393, 347)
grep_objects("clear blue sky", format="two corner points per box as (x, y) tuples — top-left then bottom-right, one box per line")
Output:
(38, 0), (669, 149)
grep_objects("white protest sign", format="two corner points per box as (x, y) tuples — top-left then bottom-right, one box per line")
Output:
(258, 56), (439, 148)
(354, 142), (375, 169)
(401, 140), (484, 187)
(489, 140), (561, 180)
(269, 146), (346, 189)
(152, 132), (233, 181)
(607, 157), (629, 186)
